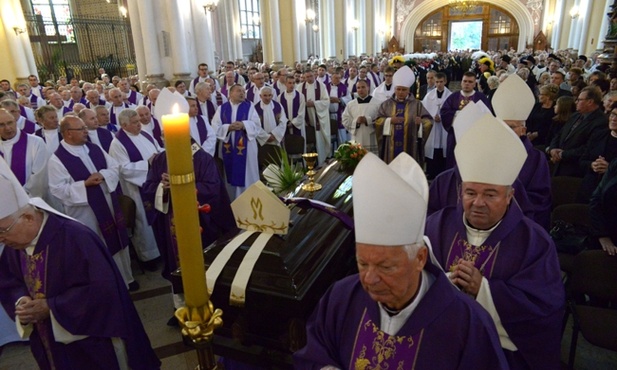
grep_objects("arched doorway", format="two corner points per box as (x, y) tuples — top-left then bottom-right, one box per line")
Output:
(414, 3), (519, 52)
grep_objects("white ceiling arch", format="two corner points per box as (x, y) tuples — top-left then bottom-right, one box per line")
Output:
(399, 0), (535, 52)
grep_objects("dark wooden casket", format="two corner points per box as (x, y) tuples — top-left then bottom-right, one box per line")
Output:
(204, 160), (356, 366)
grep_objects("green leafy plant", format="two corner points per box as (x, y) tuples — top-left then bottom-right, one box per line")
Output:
(262, 147), (304, 195)
(334, 142), (368, 172)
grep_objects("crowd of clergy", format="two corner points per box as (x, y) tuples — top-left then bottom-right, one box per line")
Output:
(1, 45), (616, 369)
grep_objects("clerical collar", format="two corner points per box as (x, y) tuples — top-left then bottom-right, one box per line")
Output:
(357, 95), (372, 104)
(460, 90), (476, 98)
(436, 90), (445, 99)
(385, 84), (392, 90)
(463, 214), (502, 246)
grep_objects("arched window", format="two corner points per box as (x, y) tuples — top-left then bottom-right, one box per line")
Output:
(239, 0), (261, 40)
(414, 3), (518, 52)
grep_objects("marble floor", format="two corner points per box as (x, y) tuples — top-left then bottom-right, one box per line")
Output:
(1, 263), (616, 370)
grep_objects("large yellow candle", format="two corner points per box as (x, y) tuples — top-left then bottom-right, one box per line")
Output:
(161, 109), (208, 312)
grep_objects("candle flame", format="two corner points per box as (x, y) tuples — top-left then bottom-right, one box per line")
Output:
(172, 103), (179, 115)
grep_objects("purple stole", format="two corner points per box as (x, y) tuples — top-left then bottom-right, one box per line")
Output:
(318, 74), (331, 85)
(29, 94), (40, 110)
(22, 119), (37, 134)
(221, 102), (250, 186)
(194, 115), (209, 145)
(109, 103), (129, 126)
(106, 123), (118, 133)
(127, 90), (138, 105)
(246, 85), (260, 104)
(280, 91), (302, 136)
(20, 246), (55, 366)
(92, 128), (113, 152)
(0, 130), (28, 184)
(215, 92), (224, 106)
(151, 118), (164, 148)
(254, 101), (282, 130)
(54, 142), (129, 255)
(273, 83), (281, 96)
(61, 106), (72, 117)
(392, 101), (408, 158)
(198, 100), (216, 122)
(245, 82), (254, 92)
(115, 129), (158, 222)
(369, 71), (381, 86)
(444, 231), (501, 277)
(191, 76), (201, 92)
(35, 128), (63, 143)
(326, 83), (348, 128)
(19, 105), (29, 119)
(141, 96), (150, 106)
(221, 84), (230, 98)
(85, 99), (106, 108)
(350, 309), (423, 368)
(68, 98), (87, 109)
(302, 82), (322, 131)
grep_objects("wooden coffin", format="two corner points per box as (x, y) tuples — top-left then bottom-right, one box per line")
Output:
(205, 160), (356, 366)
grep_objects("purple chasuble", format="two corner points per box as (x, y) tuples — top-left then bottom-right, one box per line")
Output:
(221, 102), (251, 186)
(302, 82), (321, 130)
(1, 130), (28, 184)
(280, 91), (301, 136)
(54, 142), (129, 255)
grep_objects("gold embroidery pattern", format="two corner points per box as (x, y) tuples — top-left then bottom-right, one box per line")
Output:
(353, 319), (415, 369)
(448, 238), (493, 272)
(24, 251), (46, 299)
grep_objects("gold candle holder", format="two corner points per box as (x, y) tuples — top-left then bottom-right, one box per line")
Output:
(301, 152), (322, 192)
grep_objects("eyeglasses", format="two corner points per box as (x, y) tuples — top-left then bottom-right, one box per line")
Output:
(66, 127), (88, 131)
(0, 214), (23, 234)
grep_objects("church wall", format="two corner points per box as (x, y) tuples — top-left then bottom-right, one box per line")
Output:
(582, 0), (608, 54)
(278, 0), (297, 66)
(0, 15), (19, 86)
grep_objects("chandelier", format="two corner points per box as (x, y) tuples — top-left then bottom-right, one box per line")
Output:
(450, 0), (481, 15)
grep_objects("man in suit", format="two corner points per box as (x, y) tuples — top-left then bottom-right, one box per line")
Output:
(547, 86), (608, 177)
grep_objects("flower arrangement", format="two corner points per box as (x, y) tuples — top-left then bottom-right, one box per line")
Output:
(262, 147), (304, 195)
(334, 142), (368, 172)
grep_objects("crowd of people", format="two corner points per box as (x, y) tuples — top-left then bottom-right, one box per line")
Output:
(1, 45), (616, 369)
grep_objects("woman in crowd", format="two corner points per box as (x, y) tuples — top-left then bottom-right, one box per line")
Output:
(527, 83), (559, 148)
(547, 95), (576, 146)
(577, 103), (617, 202)
(589, 158), (617, 256)
(570, 80), (587, 99)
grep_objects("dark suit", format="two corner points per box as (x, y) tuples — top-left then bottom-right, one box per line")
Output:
(548, 108), (608, 177)
(418, 84), (435, 100)
(590, 160), (617, 243)
(577, 129), (614, 202)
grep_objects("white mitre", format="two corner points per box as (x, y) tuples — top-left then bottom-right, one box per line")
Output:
(453, 100), (492, 143)
(0, 157), (29, 219)
(455, 113), (527, 186)
(492, 74), (535, 121)
(353, 152), (427, 246)
(392, 66), (415, 88)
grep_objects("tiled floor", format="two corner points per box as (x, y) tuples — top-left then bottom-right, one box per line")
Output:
(1, 264), (616, 370)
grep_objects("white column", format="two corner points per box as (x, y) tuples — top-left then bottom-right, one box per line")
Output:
(126, 0), (147, 84)
(270, 0), (283, 63)
(320, 0), (336, 59)
(293, 0), (308, 63)
(347, 0), (356, 57)
(567, 0), (580, 51)
(598, 0), (612, 50)
(373, 0), (386, 54)
(1, 1), (29, 79)
(291, 0), (302, 63)
(190, 0), (215, 72)
(552, 0), (565, 49)
(217, 0), (243, 61)
(9, 0), (36, 78)
(165, 0), (190, 78)
(576, 0), (592, 53)
(136, 0), (163, 75)
(357, 0), (366, 55)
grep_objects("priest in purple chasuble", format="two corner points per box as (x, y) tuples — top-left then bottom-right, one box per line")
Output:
(492, 74), (552, 230)
(211, 84), (261, 199)
(326, 72), (351, 144)
(294, 153), (508, 369)
(297, 70), (331, 165)
(375, 66), (432, 164)
(424, 114), (564, 370)
(142, 142), (236, 312)
(47, 115), (135, 288)
(254, 86), (287, 147)
(0, 158), (161, 370)
(186, 97), (217, 157)
(440, 71), (492, 169)
(0, 108), (48, 199)
(108, 109), (162, 264)
(279, 75), (307, 151)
